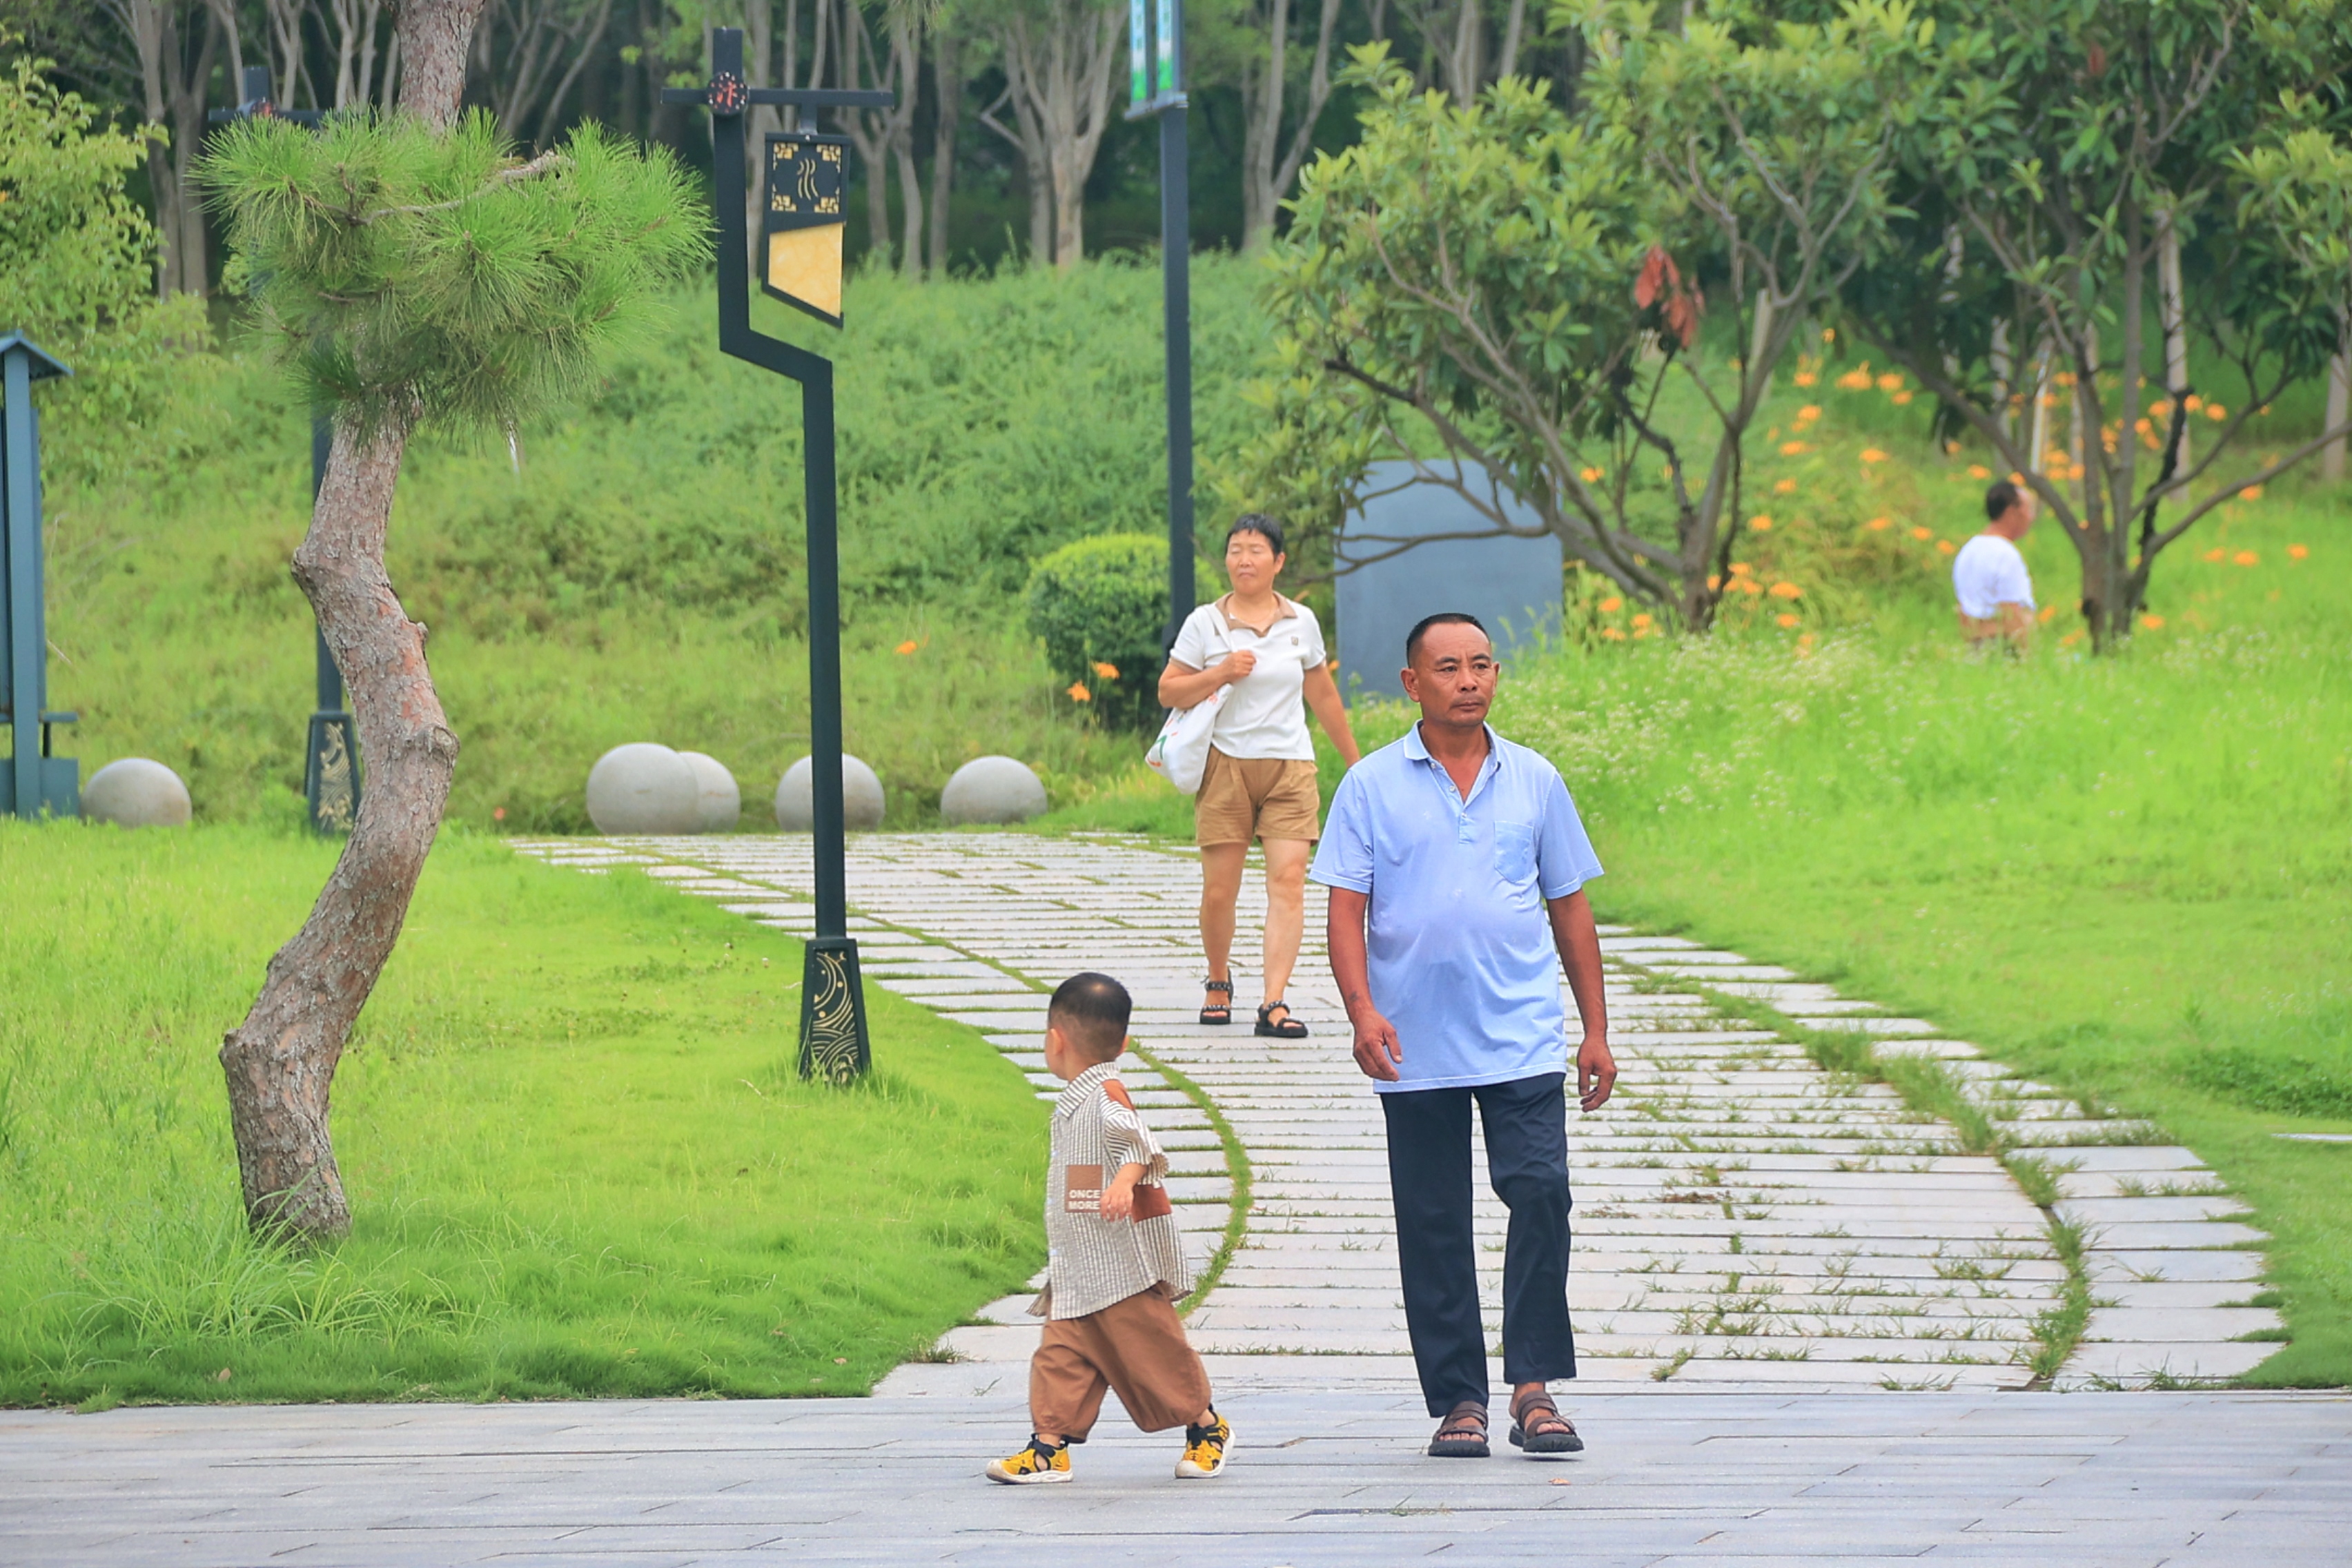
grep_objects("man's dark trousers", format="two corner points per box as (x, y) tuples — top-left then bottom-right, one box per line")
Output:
(1381, 1070), (1576, 1417)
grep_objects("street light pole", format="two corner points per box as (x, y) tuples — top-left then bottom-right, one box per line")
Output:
(1131, 0), (1193, 647)
(665, 30), (891, 1083)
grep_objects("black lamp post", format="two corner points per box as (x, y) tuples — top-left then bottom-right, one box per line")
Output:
(210, 69), (361, 836)
(665, 30), (890, 1084)
(1128, 0), (1195, 646)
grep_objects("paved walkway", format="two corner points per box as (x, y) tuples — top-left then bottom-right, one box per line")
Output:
(510, 832), (2280, 1392)
(2, 831), (2328, 1567)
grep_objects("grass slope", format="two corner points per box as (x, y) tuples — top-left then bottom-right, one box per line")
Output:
(0, 823), (1047, 1407)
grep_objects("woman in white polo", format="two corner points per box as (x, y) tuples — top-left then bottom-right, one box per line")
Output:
(1157, 516), (1362, 1037)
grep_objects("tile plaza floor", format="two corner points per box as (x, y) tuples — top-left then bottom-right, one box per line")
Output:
(5, 832), (2338, 1566)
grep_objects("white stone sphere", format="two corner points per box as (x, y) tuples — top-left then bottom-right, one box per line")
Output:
(939, 755), (1048, 825)
(774, 754), (885, 832)
(81, 758), (192, 828)
(585, 743), (699, 835)
(677, 752), (741, 833)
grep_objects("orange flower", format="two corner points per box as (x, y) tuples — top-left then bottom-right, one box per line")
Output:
(2203, 547), (2226, 562)
(1967, 464), (1991, 480)
(1774, 478), (1799, 493)
(2037, 604), (2057, 623)
(1738, 577), (1765, 596)
(1600, 627), (1627, 641)
(2242, 484), (2264, 501)
(1937, 539), (1957, 556)
(1768, 581), (1802, 600)
(2139, 614), (2166, 630)
(1631, 612), (1655, 630)
(2206, 403), (2227, 421)
(1750, 515), (1774, 531)
(895, 639), (919, 655)
(1729, 560), (1754, 576)
(1707, 574), (1721, 591)
(1067, 681), (1091, 703)
(2060, 629), (2085, 647)
(1910, 525), (1934, 540)
(1876, 373), (1903, 392)
(2183, 394), (2204, 412)
(1860, 448), (1888, 464)
(2234, 551), (2258, 566)
(1092, 660), (1119, 680)
(1796, 404), (1823, 424)
(1836, 366), (1874, 391)
(1796, 631), (1816, 650)
(1599, 596), (1623, 613)
(1776, 612), (1801, 628)
(1892, 390), (1914, 405)
(2289, 543), (2310, 560)
(1865, 516), (1893, 531)
(2148, 398), (2173, 419)
(1780, 440), (1811, 455)
(1580, 465), (1605, 483)
(1821, 328), (1836, 343)
(1794, 371), (1819, 387)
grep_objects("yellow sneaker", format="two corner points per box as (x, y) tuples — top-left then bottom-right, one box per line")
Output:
(1175, 1411), (1232, 1478)
(986, 1435), (1072, 1484)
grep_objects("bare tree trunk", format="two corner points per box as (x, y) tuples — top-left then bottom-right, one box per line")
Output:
(2157, 212), (2191, 484)
(1239, 0), (1340, 251)
(167, 13), (217, 294)
(218, 0), (483, 1241)
(993, 2), (1119, 273)
(2326, 344), (2349, 484)
(925, 30), (960, 277)
(978, 73), (1052, 265)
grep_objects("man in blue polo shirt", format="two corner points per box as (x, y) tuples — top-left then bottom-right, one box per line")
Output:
(1313, 611), (1614, 1461)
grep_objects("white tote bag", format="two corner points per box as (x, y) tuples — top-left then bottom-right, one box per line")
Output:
(1145, 684), (1227, 794)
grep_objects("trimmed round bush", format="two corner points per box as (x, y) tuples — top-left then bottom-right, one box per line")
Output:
(678, 751), (741, 833)
(586, 743), (699, 834)
(1024, 532), (1170, 732)
(941, 756), (1048, 825)
(82, 758), (192, 828)
(775, 754), (885, 831)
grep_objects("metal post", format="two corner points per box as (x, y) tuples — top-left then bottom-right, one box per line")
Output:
(1159, 101), (1194, 646)
(1, 337), (77, 819)
(666, 28), (887, 1081)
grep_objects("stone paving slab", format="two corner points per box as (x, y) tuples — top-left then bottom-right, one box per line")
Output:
(510, 835), (2284, 1394)
(4, 1391), (2346, 1566)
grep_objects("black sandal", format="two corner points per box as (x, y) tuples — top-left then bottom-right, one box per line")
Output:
(1508, 1389), (1584, 1455)
(1429, 1400), (1490, 1458)
(1254, 1001), (1308, 1039)
(1199, 977), (1233, 1026)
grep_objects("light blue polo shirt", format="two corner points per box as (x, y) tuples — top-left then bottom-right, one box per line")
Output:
(1311, 724), (1603, 1092)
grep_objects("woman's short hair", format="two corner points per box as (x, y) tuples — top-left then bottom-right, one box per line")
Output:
(1227, 513), (1286, 556)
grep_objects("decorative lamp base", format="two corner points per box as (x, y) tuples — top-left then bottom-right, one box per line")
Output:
(798, 936), (870, 1083)
(304, 711), (361, 835)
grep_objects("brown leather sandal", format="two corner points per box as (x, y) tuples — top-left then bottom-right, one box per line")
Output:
(1508, 1389), (1583, 1455)
(1429, 1400), (1491, 1458)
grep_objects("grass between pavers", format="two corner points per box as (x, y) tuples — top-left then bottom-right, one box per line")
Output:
(0, 822), (1048, 1407)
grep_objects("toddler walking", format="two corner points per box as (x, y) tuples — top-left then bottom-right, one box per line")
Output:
(986, 972), (1231, 1484)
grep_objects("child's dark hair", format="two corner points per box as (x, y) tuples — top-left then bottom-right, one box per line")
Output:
(1227, 512), (1286, 556)
(1050, 972), (1132, 1061)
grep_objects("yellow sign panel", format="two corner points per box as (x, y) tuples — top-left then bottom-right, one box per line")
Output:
(767, 226), (843, 323)
(762, 133), (850, 327)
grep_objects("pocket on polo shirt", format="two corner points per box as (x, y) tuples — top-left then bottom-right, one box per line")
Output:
(1495, 821), (1537, 883)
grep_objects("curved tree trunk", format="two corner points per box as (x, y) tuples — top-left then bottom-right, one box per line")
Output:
(218, 0), (482, 1240)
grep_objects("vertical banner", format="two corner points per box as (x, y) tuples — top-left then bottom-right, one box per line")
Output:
(1155, 0), (1179, 97)
(1130, 0), (1150, 110)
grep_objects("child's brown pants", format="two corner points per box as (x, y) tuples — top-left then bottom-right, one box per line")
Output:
(1030, 1288), (1212, 1439)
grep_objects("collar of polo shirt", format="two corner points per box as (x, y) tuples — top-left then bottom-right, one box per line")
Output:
(1217, 591), (1300, 636)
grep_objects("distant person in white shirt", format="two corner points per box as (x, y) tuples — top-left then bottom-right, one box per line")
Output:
(1952, 480), (2038, 652)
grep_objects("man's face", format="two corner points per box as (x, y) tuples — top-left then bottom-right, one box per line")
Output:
(1400, 623), (1498, 729)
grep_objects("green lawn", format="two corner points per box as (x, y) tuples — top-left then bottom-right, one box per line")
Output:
(0, 823), (1047, 1407)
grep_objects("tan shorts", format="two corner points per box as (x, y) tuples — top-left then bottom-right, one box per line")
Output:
(1195, 748), (1320, 847)
(1030, 1287), (1212, 1438)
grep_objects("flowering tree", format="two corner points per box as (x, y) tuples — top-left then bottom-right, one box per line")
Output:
(1838, 0), (2352, 649)
(201, 0), (706, 1239)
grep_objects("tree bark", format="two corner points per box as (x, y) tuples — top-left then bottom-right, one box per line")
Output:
(1239, 0), (1341, 251)
(2326, 345), (2349, 484)
(217, 0), (482, 1241)
(925, 31), (960, 278)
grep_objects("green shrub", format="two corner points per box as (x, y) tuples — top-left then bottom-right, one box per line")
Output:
(1024, 533), (1168, 733)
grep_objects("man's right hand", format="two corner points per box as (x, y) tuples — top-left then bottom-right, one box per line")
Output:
(1219, 649), (1257, 685)
(1351, 1008), (1403, 1081)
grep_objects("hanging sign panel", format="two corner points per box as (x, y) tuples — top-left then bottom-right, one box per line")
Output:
(762, 132), (850, 327)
